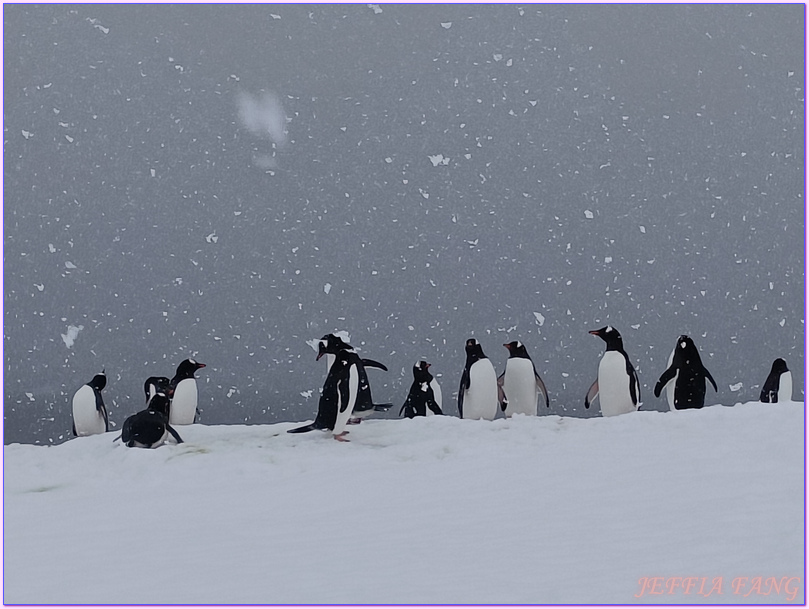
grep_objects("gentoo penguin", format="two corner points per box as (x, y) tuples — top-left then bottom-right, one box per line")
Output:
(760, 358), (793, 403)
(317, 333), (392, 423)
(144, 376), (171, 404)
(400, 361), (443, 418)
(71, 370), (109, 436)
(458, 338), (499, 420)
(120, 392), (184, 448)
(169, 359), (206, 425)
(289, 337), (363, 441)
(653, 335), (718, 410)
(497, 341), (549, 417)
(585, 326), (640, 417)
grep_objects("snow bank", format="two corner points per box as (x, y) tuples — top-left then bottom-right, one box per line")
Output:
(3, 401), (804, 604)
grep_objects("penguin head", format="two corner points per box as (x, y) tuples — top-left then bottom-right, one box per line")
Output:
(316, 334), (354, 360)
(589, 326), (624, 351)
(503, 341), (529, 359)
(144, 376), (171, 401)
(770, 358), (789, 375)
(89, 371), (107, 391)
(412, 360), (433, 382)
(465, 338), (487, 361)
(175, 359), (206, 380)
(673, 335), (702, 365)
(148, 392), (171, 417)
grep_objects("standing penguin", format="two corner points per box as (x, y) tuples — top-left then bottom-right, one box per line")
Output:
(315, 333), (392, 423)
(585, 326), (641, 417)
(144, 376), (171, 404)
(71, 370), (109, 437)
(458, 338), (499, 420)
(120, 392), (184, 448)
(400, 361), (443, 418)
(169, 359), (206, 425)
(498, 341), (549, 417)
(288, 338), (363, 441)
(653, 335), (718, 410)
(760, 358), (793, 403)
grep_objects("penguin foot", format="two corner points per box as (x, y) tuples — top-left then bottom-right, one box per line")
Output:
(348, 418), (362, 425)
(333, 432), (350, 442)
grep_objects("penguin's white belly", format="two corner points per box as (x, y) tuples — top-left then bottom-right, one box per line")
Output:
(665, 371), (678, 411)
(170, 379), (198, 425)
(779, 371), (793, 402)
(502, 359), (538, 416)
(333, 364), (359, 436)
(463, 360), (498, 420)
(597, 352), (637, 417)
(428, 379), (443, 416)
(72, 385), (106, 436)
(664, 348), (677, 411)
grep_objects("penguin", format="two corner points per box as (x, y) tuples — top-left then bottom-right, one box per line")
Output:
(653, 335), (718, 410)
(585, 326), (640, 417)
(458, 338), (498, 420)
(144, 376), (171, 404)
(169, 359), (206, 425)
(317, 333), (393, 423)
(497, 341), (549, 417)
(760, 358), (793, 403)
(71, 370), (109, 437)
(289, 338), (362, 441)
(400, 361), (443, 418)
(120, 392), (184, 448)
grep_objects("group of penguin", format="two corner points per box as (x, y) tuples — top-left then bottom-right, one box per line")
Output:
(70, 358), (206, 448)
(70, 327), (795, 446)
(287, 327), (795, 442)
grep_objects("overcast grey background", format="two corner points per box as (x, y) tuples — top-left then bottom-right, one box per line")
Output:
(4, 4), (804, 445)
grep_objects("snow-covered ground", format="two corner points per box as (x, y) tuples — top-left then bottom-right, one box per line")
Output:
(3, 401), (804, 605)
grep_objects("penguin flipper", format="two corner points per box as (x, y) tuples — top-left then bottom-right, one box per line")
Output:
(287, 423), (317, 434)
(166, 425), (184, 444)
(625, 360), (640, 406)
(585, 379), (599, 409)
(427, 399), (443, 416)
(361, 358), (388, 372)
(703, 367), (718, 393)
(72, 421), (77, 437)
(654, 366), (677, 398)
(458, 369), (470, 417)
(536, 373), (550, 408)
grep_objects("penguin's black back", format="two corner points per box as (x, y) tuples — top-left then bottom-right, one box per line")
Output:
(760, 358), (789, 403)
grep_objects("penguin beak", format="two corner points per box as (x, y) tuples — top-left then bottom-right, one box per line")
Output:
(316, 343), (328, 361)
(588, 330), (599, 336)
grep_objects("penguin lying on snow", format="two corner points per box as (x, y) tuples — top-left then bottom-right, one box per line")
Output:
(458, 338), (498, 420)
(498, 341), (549, 416)
(71, 370), (109, 437)
(119, 392), (184, 449)
(400, 360), (443, 418)
(653, 335), (717, 410)
(760, 358), (793, 403)
(169, 359), (206, 425)
(585, 326), (640, 417)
